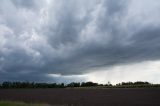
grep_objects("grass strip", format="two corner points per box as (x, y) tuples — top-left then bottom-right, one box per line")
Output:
(0, 101), (50, 106)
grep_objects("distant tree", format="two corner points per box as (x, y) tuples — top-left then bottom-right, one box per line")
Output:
(2, 82), (12, 88)
(105, 81), (112, 87)
(67, 82), (80, 87)
(59, 83), (65, 88)
(81, 82), (98, 87)
(0, 81), (159, 88)
(134, 81), (150, 85)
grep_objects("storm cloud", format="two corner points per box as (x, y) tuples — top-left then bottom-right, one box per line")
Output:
(0, 0), (160, 82)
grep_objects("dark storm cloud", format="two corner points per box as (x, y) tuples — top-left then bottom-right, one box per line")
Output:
(0, 0), (160, 81)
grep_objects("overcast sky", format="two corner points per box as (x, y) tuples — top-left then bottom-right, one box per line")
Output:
(0, 0), (160, 84)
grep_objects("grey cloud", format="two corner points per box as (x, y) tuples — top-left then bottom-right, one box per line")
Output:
(45, 0), (92, 48)
(0, 73), (52, 83)
(13, 0), (38, 8)
(0, 0), (160, 81)
(12, 0), (46, 10)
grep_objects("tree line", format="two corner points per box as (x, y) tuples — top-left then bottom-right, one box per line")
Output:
(0, 81), (160, 88)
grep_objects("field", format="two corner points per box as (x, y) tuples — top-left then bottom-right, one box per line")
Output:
(0, 88), (160, 106)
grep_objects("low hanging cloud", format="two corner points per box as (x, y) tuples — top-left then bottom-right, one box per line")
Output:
(0, 0), (160, 82)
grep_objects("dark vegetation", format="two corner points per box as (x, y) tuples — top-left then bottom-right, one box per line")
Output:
(0, 81), (160, 88)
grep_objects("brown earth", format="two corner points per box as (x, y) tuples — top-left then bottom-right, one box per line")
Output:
(0, 88), (160, 106)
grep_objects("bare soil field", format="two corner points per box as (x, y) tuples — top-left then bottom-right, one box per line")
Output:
(0, 88), (160, 106)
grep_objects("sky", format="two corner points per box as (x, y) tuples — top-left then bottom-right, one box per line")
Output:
(0, 0), (160, 84)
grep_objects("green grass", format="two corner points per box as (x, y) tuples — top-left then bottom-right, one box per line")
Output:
(0, 101), (50, 106)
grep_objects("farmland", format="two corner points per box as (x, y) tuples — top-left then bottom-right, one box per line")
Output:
(0, 88), (160, 106)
